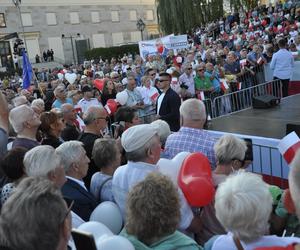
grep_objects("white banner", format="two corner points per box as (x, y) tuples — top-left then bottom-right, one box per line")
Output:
(138, 34), (188, 60)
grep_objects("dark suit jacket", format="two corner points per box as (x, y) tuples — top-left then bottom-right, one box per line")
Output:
(157, 87), (181, 132)
(61, 178), (98, 221)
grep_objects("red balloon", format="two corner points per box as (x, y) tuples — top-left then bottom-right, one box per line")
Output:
(94, 79), (104, 91)
(105, 99), (118, 116)
(178, 153), (215, 207)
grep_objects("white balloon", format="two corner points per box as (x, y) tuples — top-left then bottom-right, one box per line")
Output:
(157, 152), (190, 185)
(90, 201), (123, 234)
(78, 221), (113, 240)
(116, 91), (128, 106)
(57, 73), (64, 80)
(65, 72), (77, 84)
(96, 235), (134, 250)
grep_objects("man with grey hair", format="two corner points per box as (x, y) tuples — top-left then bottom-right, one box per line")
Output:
(0, 177), (71, 250)
(56, 141), (97, 221)
(78, 105), (108, 189)
(112, 124), (202, 235)
(52, 84), (73, 109)
(60, 103), (80, 141)
(178, 62), (195, 98)
(165, 98), (217, 168)
(9, 104), (41, 150)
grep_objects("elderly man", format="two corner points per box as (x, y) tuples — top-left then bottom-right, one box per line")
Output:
(125, 73), (145, 114)
(78, 105), (108, 189)
(0, 177), (71, 250)
(56, 141), (97, 221)
(52, 84), (73, 109)
(112, 124), (202, 234)
(61, 103), (80, 141)
(9, 104), (41, 150)
(178, 62), (195, 98)
(165, 98), (217, 168)
(77, 85), (102, 114)
(156, 72), (181, 132)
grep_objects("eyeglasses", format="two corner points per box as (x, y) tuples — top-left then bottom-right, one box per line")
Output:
(61, 200), (74, 224)
(159, 79), (169, 82)
(150, 73), (156, 76)
(95, 116), (110, 122)
(198, 69), (205, 72)
(187, 67), (192, 70)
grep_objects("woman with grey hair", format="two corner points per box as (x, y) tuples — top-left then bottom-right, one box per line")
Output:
(90, 138), (121, 202)
(204, 172), (300, 249)
(121, 172), (202, 249)
(0, 177), (71, 250)
(197, 134), (248, 245)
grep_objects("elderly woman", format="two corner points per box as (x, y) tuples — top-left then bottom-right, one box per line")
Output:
(90, 138), (121, 202)
(204, 172), (300, 249)
(31, 98), (45, 115)
(197, 134), (248, 245)
(40, 111), (65, 148)
(23, 145), (66, 188)
(194, 64), (214, 99)
(121, 172), (202, 249)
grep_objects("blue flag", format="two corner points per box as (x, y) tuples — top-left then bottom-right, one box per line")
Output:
(22, 49), (32, 89)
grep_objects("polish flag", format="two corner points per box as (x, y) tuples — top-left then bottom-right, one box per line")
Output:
(220, 79), (229, 92)
(240, 59), (247, 68)
(278, 132), (300, 165)
(257, 57), (264, 65)
(197, 91), (205, 100)
(237, 82), (242, 90)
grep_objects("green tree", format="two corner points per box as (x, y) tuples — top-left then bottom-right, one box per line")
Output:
(156, 0), (224, 35)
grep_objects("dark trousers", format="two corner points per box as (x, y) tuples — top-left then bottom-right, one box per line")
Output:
(274, 77), (289, 97)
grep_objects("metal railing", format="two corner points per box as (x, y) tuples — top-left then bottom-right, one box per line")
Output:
(211, 79), (282, 118)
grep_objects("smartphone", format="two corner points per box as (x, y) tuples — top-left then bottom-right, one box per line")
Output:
(71, 229), (97, 250)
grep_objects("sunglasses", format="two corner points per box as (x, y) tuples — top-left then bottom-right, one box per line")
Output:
(159, 79), (169, 82)
(198, 69), (205, 72)
(150, 73), (156, 76)
(187, 67), (192, 70)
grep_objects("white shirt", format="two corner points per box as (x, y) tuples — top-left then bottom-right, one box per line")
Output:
(211, 232), (300, 250)
(157, 92), (165, 114)
(270, 48), (294, 80)
(66, 176), (87, 191)
(112, 161), (193, 230)
(137, 86), (159, 105)
(77, 98), (102, 114)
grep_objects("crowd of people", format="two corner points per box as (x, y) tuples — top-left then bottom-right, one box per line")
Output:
(0, 1), (300, 250)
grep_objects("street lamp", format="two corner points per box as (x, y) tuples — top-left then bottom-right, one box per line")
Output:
(12, 0), (28, 53)
(61, 33), (80, 65)
(136, 18), (145, 41)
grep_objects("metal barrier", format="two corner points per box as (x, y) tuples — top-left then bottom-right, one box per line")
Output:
(212, 79), (282, 118)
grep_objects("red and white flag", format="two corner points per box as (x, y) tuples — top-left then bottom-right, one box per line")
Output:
(150, 92), (159, 102)
(240, 59), (247, 68)
(197, 91), (205, 100)
(220, 79), (229, 92)
(278, 132), (300, 165)
(257, 57), (264, 65)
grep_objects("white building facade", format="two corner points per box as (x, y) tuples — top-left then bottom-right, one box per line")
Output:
(0, 0), (158, 66)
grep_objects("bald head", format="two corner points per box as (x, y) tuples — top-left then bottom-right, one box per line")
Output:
(179, 99), (206, 128)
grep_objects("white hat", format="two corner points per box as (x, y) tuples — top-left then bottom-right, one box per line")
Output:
(121, 124), (157, 152)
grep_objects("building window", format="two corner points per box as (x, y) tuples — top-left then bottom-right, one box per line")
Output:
(111, 11), (119, 22)
(46, 13), (57, 26)
(146, 10), (154, 21)
(21, 13), (33, 27)
(70, 12), (79, 24)
(112, 32), (123, 46)
(0, 13), (6, 28)
(129, 10), (137, 21)
(131, 31), (141, 42)
(91, 11), (100, 23)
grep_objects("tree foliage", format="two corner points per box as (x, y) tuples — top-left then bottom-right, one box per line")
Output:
(156, 0), (258, 35)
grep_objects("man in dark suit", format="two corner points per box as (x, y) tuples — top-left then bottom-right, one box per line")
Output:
(56, 141), (98, 221)
(156, 72), (181, 132)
